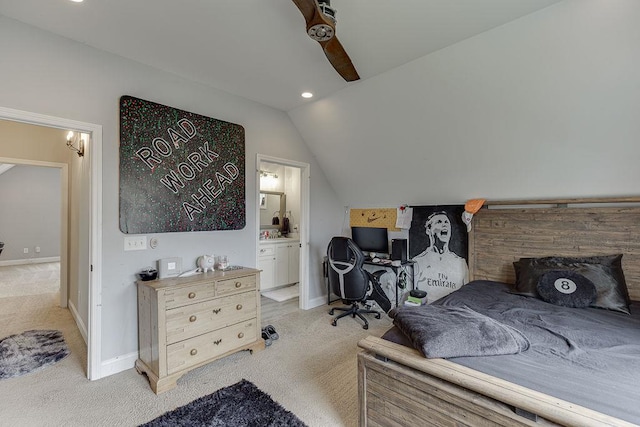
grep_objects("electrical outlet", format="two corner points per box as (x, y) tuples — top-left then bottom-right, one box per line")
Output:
(35, 246), (41, 253)
(23, 247), (29, 254)
(124, 235), (147, 251)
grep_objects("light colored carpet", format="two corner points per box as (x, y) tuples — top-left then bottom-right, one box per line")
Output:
(0, 262), (60, 297)
(262, 283), (299, 302)
(0, 264), (393, 427)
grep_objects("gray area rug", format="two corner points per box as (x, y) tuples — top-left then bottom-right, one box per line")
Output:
(140, 379), (308, 427)
(0, 329), (70, 380)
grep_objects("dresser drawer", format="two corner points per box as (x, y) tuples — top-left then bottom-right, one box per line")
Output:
(166, 319), (258, 374)
(217, 274), (256, 296)
(165, 291), (257, 344)
(164, 282), (216, 309)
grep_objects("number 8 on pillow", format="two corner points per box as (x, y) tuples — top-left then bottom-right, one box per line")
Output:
(536, 270), (597, 308)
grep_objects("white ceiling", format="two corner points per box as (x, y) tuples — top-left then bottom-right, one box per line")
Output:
(0, 0), (560, 111)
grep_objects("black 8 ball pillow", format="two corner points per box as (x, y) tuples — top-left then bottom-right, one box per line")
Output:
(536, 270), (597, 308)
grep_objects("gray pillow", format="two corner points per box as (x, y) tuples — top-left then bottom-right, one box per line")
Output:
(536, 270), (597, 308)
(512, 254), (630, 314)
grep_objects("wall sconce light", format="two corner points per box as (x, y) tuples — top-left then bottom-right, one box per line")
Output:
(259, 170), (278, 179)
(66, 131), (84, 157)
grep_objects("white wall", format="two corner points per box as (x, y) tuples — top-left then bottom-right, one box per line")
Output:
(289, 0), (640, 207)
(0, 16), (343, 368)
(0, 165), (61, 261)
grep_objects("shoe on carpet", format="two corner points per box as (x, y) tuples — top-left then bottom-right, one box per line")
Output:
(261, 329), (272, 346)
(264, 324), (279, 340)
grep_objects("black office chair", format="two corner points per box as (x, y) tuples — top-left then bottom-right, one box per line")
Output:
(326, 236), (391, 329)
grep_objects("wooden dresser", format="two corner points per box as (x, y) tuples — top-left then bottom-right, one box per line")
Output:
(135, 267), (264, 393)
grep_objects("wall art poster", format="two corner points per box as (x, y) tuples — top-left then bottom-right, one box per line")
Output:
(350, 208), (400, 231)
(409, 205), (469, 303)
(119, 96), (245, 233)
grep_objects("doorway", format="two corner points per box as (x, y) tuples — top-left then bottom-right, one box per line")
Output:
(0, 161), (67, 307)
(256, 155), (310, 310)
(0, 106), (103, 380)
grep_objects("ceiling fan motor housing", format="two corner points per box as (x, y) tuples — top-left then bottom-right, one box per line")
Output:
(308, 0), (336, 41)
(308, 24), (334, 41)
(318, 0), (336, 23)
(293, 0), (359, 81)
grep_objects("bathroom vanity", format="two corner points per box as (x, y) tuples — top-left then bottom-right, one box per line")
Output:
(258, 238), (300, 292)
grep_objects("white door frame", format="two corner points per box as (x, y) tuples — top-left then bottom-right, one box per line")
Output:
(0, 106), (103, 380)
(256, 154), (311, 309)
(0, 158), (68, 308)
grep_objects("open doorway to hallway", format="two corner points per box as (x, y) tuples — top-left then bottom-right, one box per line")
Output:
(0, 136), (83, 383)
(0, 262), (86, 352)
(0, 108), (103, 380)
(0, 163), (65, 300)
(0, 261), (87, 381)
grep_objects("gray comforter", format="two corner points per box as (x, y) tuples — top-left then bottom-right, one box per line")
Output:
(387, 280), (640, 424)
(392, 304), (529, 358)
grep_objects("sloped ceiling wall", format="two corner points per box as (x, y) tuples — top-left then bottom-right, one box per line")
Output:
(289, 0), (640, 207)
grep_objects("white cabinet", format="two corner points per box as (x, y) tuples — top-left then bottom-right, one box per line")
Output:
(287, 242), (300, 284)
(259, 240), (299, 292)
(276, 241), (300, 287)
(275, 244), (290, 287)
(258, 245), (276, 291)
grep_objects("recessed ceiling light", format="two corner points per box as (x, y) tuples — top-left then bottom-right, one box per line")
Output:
(301, 92), (313, 99)
(70, 0), (84, 3)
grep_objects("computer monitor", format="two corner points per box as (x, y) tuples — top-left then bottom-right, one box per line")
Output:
(351, 226), (389, 256)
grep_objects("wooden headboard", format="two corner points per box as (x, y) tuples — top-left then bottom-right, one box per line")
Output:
(468, 197), (640, 301)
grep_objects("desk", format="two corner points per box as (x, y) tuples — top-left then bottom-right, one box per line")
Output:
(324, 257), (414, 307)
(364, 259), (415, 307)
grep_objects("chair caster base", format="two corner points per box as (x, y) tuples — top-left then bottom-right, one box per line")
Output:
(329, 301), (380, 330)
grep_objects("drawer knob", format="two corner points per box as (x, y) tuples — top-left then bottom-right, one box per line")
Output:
(212, 308), (221, 314)
(189, 315), (197, 323)
(235, 282), (242, 288)
(188, 292), (196, 299)
(237, 332), (244, 339)
(190, 349), (198, 356)
(236, 304), (243, 311)
(213, 339), (222, 345)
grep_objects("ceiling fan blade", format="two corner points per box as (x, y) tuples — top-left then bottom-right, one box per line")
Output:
(321, 37), (360, 82)
(291, 0), (317, 23)
(291, 0), (360, 82)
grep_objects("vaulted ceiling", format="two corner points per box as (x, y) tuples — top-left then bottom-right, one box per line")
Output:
(0, 0), (560, 111)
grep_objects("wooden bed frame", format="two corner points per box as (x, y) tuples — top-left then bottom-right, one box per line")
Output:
(358, 197), (640, 427)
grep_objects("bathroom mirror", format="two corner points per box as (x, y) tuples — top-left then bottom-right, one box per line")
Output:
(259, 191), (286, 229)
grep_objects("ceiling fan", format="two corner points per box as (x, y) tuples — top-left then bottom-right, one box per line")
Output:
(291, 0), (360, 82)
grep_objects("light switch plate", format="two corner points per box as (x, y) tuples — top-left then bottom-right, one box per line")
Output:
(124, 235), (147, 251)
(158, 257), (182, 279)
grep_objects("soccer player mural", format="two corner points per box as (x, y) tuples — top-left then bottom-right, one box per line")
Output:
(409, 205), (469, 303)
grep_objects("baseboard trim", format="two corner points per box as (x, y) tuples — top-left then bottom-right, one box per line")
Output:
(0, 256), (60, 267)
(68, 300), (88, 345)
(308, 295), (326, 309)
(100, 351), (138, 378)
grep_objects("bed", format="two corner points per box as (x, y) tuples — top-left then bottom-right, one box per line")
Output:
(357, 197), (640, 427)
